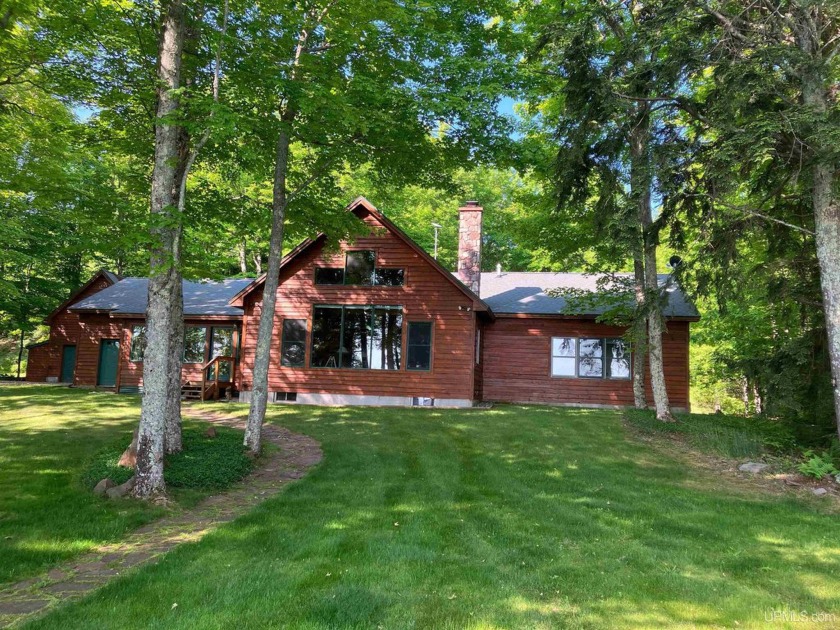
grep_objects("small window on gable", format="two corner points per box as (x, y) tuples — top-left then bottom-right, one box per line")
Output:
(129, 326), (146, 362)
(344, 250), (376, 285)
(315, 268), (344, 285)
(281, 319), (307, 367)
(374, 268), (405, 286)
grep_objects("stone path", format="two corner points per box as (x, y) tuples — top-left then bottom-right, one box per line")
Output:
(0, 408), (322, 628)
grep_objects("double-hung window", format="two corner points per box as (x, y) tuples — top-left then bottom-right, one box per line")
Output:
(183, 326), (207, 363)
(311, 305), (403, 369)
(551, 337), (631, 379)
(281, 320), (307, 367)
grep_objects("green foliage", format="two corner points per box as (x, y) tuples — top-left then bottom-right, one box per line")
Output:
(625, 409), (796, 459)
(82, 425), (255, 491)
(797, 451), (839, 480)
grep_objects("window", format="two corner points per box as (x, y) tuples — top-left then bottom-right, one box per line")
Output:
(315, 268), (344, 285)
(406, 321), (433, 371)
(129, 326), (146, 362)
(578, 338), (604, 378)
(607, 338), (631, 379)
(281, 319), (306, 367)
(345, 250), (376, 285)
(551, 337), (631, 379)
(374, 268), (405, 286)
(311, 305), (403, 369)
(184, 326), (207, 363)
(314, 252), (404, 287)
(551, 337), (576, 377)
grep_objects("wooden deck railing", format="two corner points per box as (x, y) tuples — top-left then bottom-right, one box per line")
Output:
(200, 355), (235, 401)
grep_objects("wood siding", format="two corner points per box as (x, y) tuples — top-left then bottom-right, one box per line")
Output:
(25, 275), (115, 383)
(481, 317), (691, 409)
(239, 211), (478, 401)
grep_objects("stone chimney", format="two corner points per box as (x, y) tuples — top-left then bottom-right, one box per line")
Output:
(457, 200), (483, 295)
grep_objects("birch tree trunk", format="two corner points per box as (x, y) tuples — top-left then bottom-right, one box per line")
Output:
(632, 255), (648, 408)
(630, 106), (674, 421)
(135, 0), (186, 499)
(244, 128), (291, 454)
(238, 240), (248, 274)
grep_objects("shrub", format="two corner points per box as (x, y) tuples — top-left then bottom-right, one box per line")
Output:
(797, 451), (839, 480)
(82, 425), (255, 491)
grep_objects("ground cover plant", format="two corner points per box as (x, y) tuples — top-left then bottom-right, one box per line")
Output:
(0, 386), (252, 585)
(25, 395), (840, 630)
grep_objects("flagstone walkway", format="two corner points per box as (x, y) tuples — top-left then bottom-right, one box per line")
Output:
(0, 408), (322, 628)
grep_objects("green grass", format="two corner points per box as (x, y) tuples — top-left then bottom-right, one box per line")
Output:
(21, 393), (840, 629)
(625, 408), (796, 459)
(0, 386), (250, 585)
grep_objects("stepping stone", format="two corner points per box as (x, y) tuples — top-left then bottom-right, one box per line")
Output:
(0, 599), (50, 614)
(738, 462), (769, 473)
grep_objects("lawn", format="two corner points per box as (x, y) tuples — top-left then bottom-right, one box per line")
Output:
(13, 390), (836, 629)
(0, 386), (249, 586)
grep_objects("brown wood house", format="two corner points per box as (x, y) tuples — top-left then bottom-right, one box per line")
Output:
(26, 197), (699, 409)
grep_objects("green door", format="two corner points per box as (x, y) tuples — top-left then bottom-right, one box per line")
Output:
(97, 339), (119, 387)
(60, 345), (76, 383)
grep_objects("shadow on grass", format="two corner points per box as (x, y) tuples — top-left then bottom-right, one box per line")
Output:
(25, 401), (840, 629)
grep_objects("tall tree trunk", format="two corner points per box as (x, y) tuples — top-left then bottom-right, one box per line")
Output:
(253, 253), (262, 274)
(632, 254), (648, 408)
(244, 129), (291, 454)
(16, 329), (24, 380)
(630, 106), (673, 422)
(135, 0), (186, 499)
(796, 11), (840, 440)
(238, 240), (248, 274)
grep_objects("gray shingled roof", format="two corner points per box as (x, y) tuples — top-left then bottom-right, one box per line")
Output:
(478, 272), (700, 318)
(71, 277), (254, 317)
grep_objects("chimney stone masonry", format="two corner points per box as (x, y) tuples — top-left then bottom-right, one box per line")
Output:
(457, 200), (483, 295)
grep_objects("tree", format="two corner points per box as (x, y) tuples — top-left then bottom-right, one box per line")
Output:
(134, 0), (187, 500)
(240, 0), (518, 453)
(689, 0), (840, 437)
(523, 0), (707, 419)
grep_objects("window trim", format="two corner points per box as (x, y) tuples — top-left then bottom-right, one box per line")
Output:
(309, 304), (404, 370)
(129, 325), (146, 363)
(183, 325), (209, 364)
(312, 249), (405, 287)
(406, 320), (434, 372)
(550, 336), (631, 380)
(280, 318), (307, 368)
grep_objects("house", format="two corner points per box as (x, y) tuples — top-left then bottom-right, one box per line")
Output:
(26, 197), (699, 409)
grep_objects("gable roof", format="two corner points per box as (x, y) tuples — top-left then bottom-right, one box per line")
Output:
(228, 197), (492, 313)
(70, 277), (254, 317)
(478, 272), (700, 319)
(44, 269), (120, 323)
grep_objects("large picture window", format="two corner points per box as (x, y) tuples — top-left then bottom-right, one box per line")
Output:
(551, 337), (631, 380)
(183, 326), (207, 363)
(406, 322), (433, 371)
(311, 305), (402, 369)
(281, 319), (307, 367)
(314, 250), (404, 287)
(129, 326), (146, 362)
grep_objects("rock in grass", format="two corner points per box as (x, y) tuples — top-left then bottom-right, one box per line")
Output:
(105, 475), (136, 499)
(834, 474), (840, 485)
(812, 488), (828, 497)
(205, 426), (217, 438)
(738, 462), (769, 474)
(93, 478), (115, 497)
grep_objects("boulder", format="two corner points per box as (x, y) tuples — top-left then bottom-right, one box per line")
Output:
(93, 478), (116, 497)
(106, 475), (136, 500)
(834, 474), (840, 485)
(738, 462), (769, 474)
(205, 426), (217, 438)
(812, 488), (828, 497)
